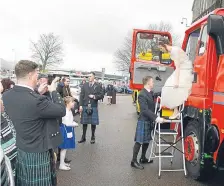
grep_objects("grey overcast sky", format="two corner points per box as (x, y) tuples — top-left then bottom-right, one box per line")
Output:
(0, 0), (194, 74)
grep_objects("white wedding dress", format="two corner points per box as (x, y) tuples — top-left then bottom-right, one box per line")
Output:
(161, 46), (193, 109)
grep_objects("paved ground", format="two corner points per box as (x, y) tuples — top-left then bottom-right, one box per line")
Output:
(57, 95), (223, 186)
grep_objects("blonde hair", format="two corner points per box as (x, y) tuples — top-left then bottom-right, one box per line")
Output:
(63, 96), (74, 105)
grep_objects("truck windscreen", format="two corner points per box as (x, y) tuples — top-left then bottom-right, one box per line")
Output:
(136, 33), (171, 64)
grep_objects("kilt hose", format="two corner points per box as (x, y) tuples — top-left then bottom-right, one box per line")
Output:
(134, 120), (154, 144)
(15, 148), (57, 186)
(80, 106), (99, 125)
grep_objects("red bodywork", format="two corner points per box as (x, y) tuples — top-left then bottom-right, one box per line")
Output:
(129, 29), (173, 91)
(183, 8), (224, 163)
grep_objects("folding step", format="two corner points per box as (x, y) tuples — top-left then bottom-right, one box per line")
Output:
(164, 119), (181, 123)
(155, 129), (178, 135)
(154, 152), (173, 158)
(156, 141), (176, 147)
(149, 98), (187, 178)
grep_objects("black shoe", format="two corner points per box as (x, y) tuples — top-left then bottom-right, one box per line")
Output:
(140, 158), (153, 164)
(78, 138), (86, 143)
(90, 137), (95, 144)
(65, 158), (72, 163)
(57, 156), (71, 163)
(131, 161), (144, 170)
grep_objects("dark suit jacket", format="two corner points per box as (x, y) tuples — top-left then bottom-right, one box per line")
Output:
(36, 90), (63, 150)
(3, 86), (66, 153)
(79, 82), (104, 107)
(138, 88), (160, 122)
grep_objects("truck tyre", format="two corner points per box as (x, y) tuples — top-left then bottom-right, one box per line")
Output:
(184, 120), (214, 181)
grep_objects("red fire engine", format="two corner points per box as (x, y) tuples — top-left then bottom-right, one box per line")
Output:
(129, 8), (224, 180)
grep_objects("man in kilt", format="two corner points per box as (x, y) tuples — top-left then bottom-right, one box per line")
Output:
(78, 72), (104, 144)
(131, 76), (165, 170)
(3, 60), (66, 186)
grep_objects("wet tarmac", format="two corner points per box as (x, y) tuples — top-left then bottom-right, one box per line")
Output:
(57, 95), (223, 186)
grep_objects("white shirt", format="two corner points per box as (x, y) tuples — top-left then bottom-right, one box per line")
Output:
(62, 108), (78, 127)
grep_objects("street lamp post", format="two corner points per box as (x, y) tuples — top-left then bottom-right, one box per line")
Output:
(181, 18), (190, 27)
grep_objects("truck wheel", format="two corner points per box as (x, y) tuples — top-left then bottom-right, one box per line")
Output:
(184, 120), (213, 181)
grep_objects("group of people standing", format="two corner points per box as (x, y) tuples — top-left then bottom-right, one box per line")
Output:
(0, 37), (193, 185)
(0, 60), (104, 186)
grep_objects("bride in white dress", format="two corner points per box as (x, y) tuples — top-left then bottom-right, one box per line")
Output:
(158, 37), (193, 119)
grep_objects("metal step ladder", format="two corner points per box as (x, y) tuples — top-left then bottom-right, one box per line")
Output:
(149, 96), (187, 179)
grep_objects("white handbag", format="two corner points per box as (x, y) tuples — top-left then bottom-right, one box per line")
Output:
(64, 125), (73, 139)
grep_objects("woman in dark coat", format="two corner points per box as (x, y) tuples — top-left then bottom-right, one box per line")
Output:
(99, 83), (105, 102)
(106, 82), (114, 105)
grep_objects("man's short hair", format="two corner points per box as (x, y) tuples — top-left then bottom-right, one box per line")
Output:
(142, 76), (153, 85)
(90, 72), (95, 76)
(37, 73), (48, 80)
(15, 60), (39, 79)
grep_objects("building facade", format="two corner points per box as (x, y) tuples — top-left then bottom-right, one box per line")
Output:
(192, 0), (224, 23)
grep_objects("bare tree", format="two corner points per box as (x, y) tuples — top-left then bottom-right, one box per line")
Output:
(114, 21), (181, 72)
(30, 33), (63, 71)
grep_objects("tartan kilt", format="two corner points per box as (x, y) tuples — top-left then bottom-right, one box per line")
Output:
(15, 149), (57, 186)
(134, 120), (154, 144)
(80, 106), (99, 125)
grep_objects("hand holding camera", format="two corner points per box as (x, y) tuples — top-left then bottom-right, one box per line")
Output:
(38, 82), (48, 95)
(48, 77), (60, 92)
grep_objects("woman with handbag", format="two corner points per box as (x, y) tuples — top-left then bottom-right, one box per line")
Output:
(59, 96), (78, 171)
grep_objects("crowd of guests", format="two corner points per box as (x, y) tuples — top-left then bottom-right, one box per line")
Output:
(0, 60), (104, 186)
(0, 38), (194, 186)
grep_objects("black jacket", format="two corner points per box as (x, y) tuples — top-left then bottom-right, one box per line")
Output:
(57, 83), (72, 98)
(40, 91), (63, 150)
(106, 84), (114, 96)
(79, 82), (104, 107)
(3, 86), (66, 153)
(138, 88), (161, 122)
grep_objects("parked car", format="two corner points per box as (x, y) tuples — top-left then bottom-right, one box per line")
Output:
(117, 86), (133, 94)
(70, 84), (81, 115)
(125, 86), (133, 94)
(115, 86), (123, 93)
(70, 84), (81, 101)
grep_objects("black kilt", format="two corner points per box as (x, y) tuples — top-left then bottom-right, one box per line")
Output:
(80, 106), (99, 125)
(134, 120), (154, 144)
(15, 149), (57, 186)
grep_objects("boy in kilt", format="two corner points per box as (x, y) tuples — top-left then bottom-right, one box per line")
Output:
(131, 76), (165, 170)
(78, 72), (104, 144)
(3, 60), (66, 186)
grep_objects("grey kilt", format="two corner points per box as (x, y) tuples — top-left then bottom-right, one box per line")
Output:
(80, 106), (99, 125)
(134, 120), (154, 144)
(15, 149), (57, 186)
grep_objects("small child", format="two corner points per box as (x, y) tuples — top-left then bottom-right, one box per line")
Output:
(59, 96), (78, 171)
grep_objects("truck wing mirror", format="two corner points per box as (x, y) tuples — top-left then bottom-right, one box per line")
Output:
(207, 14), (224, 55)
